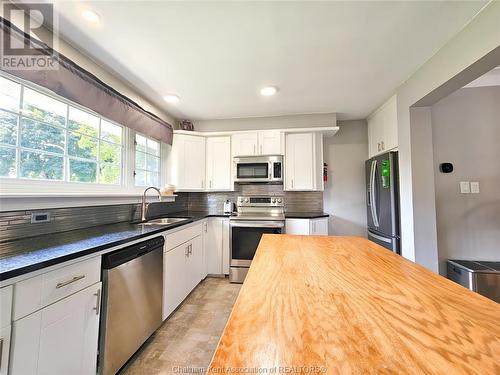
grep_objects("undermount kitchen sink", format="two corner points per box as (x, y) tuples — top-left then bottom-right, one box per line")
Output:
(138, 217), (190, 226)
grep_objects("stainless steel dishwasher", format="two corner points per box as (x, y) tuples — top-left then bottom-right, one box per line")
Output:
(99, 236), (164, 375)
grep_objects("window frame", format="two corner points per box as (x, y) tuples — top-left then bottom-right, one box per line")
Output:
(133, 132), (161, 188)
(0, 71), (166, 197)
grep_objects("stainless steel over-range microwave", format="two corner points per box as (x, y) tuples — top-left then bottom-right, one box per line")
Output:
(233, 155), (283, 183)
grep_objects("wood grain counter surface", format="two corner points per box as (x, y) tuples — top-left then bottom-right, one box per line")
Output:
(209, 235), (500, 374)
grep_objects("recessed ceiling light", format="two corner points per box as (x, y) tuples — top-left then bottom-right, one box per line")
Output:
(260, 86), (278, 96)
(164, 94), (180, 104)
(82, 10), (100, 23)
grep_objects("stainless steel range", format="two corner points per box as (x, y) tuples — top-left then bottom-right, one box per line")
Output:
(230, 196), (285, 283)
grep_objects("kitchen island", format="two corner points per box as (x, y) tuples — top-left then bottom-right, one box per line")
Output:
(209, 235), (500, 374)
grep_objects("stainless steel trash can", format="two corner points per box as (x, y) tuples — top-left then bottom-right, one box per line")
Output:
(447, 260), (500, 303)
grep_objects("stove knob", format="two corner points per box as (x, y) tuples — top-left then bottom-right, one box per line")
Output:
(244, 198), (249, 203)
(277, 198), (282, 203)
(271, 198), (276, 203)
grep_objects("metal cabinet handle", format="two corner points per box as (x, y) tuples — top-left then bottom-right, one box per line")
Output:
(381, 141), (385, 150)
(56, 275), (85, 289)
(189, 244), (193, 255)
(291, 179), (294, 189)
(260, 144), (263, 154)
(377, 143), (380, 152)
(185, 246), (190, 257)
(209, 180), (212, 189)
(253, 144), (256, 154)
(93, 289), (101, 316)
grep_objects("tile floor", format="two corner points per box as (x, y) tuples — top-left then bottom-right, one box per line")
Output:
(120, 277), (241, 375)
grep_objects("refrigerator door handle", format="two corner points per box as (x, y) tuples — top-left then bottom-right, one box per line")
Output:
(370, 160), (379, 227)
(368, 231), (392, 244)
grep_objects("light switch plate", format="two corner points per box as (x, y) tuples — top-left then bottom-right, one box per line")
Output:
(470, 181), (480, 194)
(460, 181), (470, 194)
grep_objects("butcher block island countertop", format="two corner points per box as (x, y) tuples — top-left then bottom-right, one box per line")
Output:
(209, 235), (500, 374)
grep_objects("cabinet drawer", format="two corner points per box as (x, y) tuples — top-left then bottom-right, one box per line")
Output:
(13, 257), (101, 321)
(165, 224), (202, 252)
(0, 286), (12, 328)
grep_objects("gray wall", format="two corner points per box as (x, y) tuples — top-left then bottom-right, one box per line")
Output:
(323, 120), (368, 236)
(394, 2), (500, 270)
(431, 86), (500, 274)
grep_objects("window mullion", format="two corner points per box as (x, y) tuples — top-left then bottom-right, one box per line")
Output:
(64, 102), (69, 182)
(96, 118), (101, 183)
(15, 85), (23, 178)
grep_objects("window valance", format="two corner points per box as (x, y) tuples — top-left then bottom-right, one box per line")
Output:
(0, 17), (173, 144)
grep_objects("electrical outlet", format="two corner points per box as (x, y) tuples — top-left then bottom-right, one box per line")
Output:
(470, 181), (480, 194)
(31, 212), (51, 223)
(459, 181), (470, 194)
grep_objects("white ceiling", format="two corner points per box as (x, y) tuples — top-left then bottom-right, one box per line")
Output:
(52, 1), (486, 121)
(464, 66), (500, 88)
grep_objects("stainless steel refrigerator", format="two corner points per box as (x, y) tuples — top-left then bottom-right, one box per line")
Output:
(365, 151), (400, 253)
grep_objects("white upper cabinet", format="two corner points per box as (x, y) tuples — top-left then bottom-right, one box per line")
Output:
(169, 134), (206, 191)
(231, 132), (259, 156)
(368, 95), (398, 157)
(258, 131), (284, 155)
(206, 137), (232, 191)
(285, 132), (323, 191)
(232, 131), (284, 157)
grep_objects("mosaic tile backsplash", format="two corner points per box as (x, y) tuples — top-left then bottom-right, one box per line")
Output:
(0, 184), (322, 243)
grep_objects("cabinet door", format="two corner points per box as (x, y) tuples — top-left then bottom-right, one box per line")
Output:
(183, 135), (206, 190)
(368, 112), (384, 157)
(0, 325), (11, 375)
(285, 133), (314, 190)
(258, 131), (283, 155)
(206, 137), (232, 190)
(232, 133), (258, 157)
(10, 283), (101, 375)
(285, 219), (311, 235)
(163, 244), (188, 320)
(383, 96), (398, 152)
(187, 236), (203, 292)
(310, 218), (329, 235)
(222, 218), (230, 274)
(201, 220), (209, 279)
(206, 218), (223, 275)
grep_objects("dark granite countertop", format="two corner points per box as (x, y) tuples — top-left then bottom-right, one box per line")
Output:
(285, 212), (330, 219)
(0, 211), (232, 282)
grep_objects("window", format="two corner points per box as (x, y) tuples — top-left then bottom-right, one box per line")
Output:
(135, 133), (160, 187)
(0, 75), (123, 185)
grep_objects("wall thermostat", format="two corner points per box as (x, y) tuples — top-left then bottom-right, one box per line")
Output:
(439, 162), (453, 173)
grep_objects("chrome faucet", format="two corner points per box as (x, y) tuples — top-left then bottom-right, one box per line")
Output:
(141, 186), (162, 222)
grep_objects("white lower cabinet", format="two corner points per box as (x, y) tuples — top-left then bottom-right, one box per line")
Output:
(202, 218), (230, 276)
(204, 218), (223, 275)
(0, 325), (11, 375)
(222, 219), (230, 274)
(285, 217), (329, 235)
(163, 225), (203, 320)
(10, 282), (102, 375)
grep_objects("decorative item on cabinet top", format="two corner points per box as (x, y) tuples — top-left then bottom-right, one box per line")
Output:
(179, 120), (194, 131)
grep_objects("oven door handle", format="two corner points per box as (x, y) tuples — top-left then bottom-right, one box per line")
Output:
(230, 221), (285, 228)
